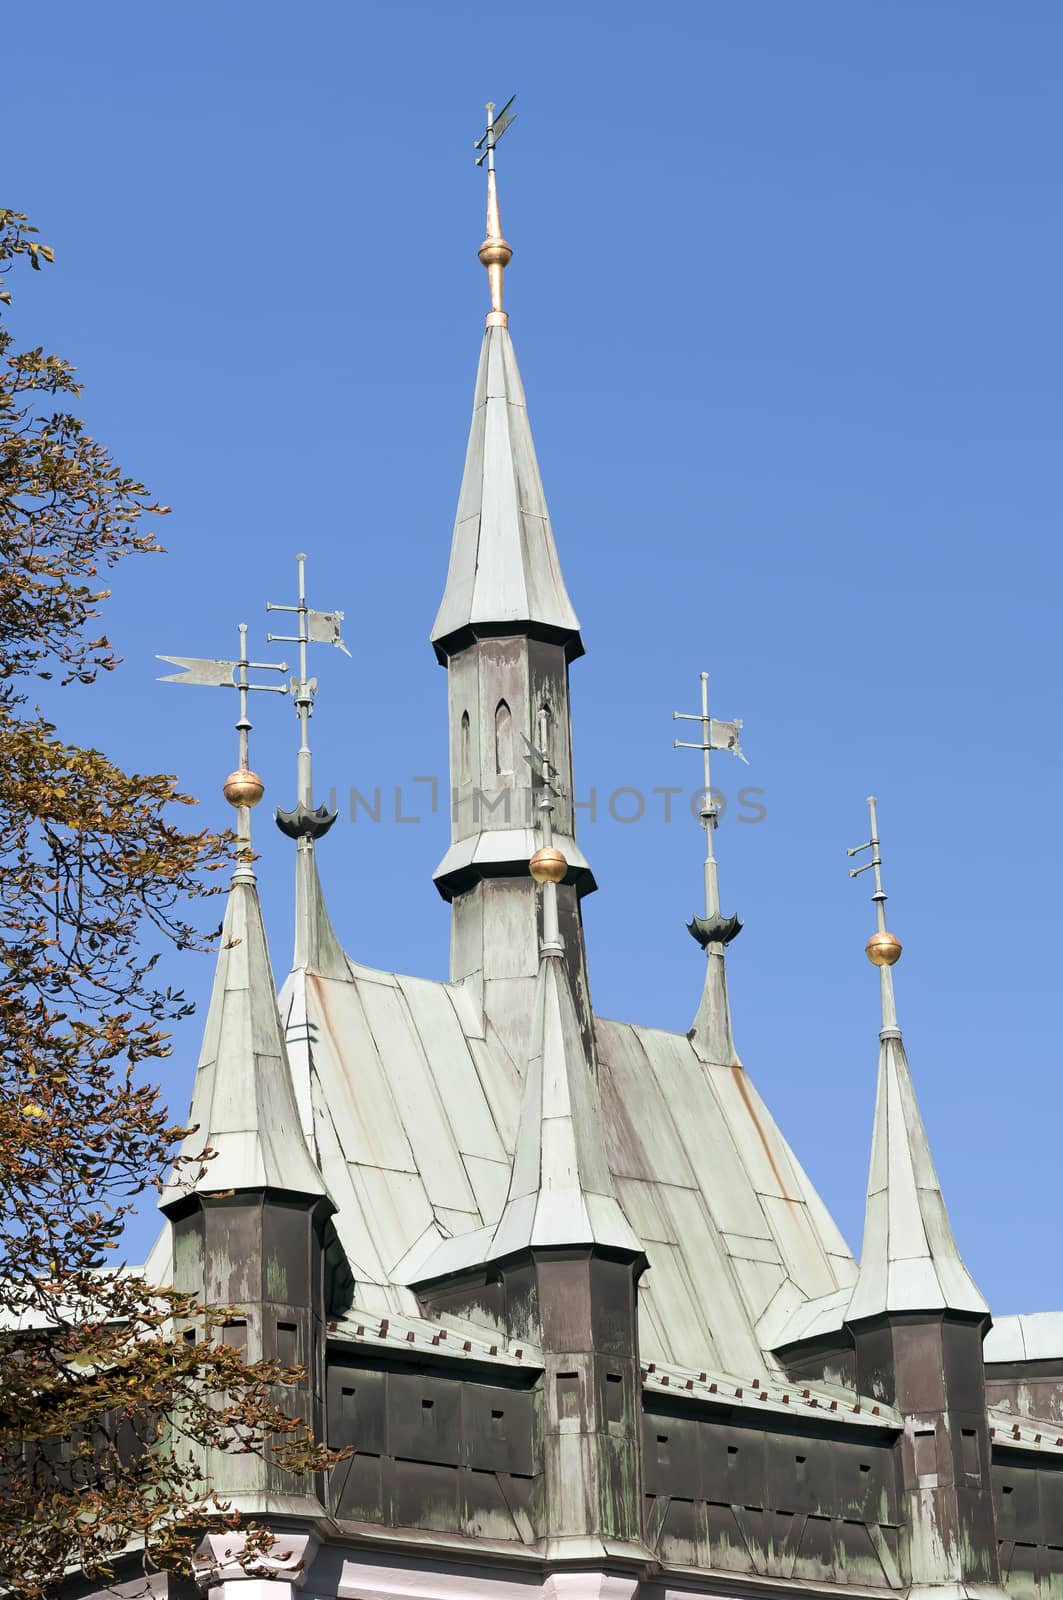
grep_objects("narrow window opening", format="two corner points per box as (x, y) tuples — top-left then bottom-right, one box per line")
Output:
(494, 699), (513, 776)
(913, 1427), (936, 1478)
(859, 1463), (871, 1474)
(491, 1408), (504, 1436)
(276, 1321), (298, 1364)
(1003, 1485), (1014, 1496)
(221, 1318), (247, 1350)
(182, 1327), (196, 1345)
(556, 1371), (580, 1419)
(961, 1427), (981, 1481)
(421, 1397), (436, 1428)
(606, 1373), (624, 1424)
(459, 710), (471, 785)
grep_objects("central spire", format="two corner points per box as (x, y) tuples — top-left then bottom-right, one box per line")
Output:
(431, 99), (593, 1051)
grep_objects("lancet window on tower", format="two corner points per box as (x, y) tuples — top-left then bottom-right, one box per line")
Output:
(494, 699), (514, 776)
(459, 709), (471, 786)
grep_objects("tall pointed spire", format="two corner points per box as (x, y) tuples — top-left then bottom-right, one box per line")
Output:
(267, 553), (349, 976)
(673, 672), (747, 1063)
(159, 662), (330, 1211)
(845, 798), (986, 1323)
(431, 96), (582, 664)
(431, 101), (594, 1056)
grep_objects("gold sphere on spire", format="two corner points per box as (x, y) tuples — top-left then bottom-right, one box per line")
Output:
(223, 769), (265, 808)
(866, 930), (902, 967)
(529, 846), (567, 884)
(478, 235), (513, 271)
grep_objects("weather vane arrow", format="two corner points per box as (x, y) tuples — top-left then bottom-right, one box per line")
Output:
(474, 93), (516, 166)
(157, 624), (289, 872)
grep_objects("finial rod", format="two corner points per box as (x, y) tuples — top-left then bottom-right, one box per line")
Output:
(475, 96), (516, 326)
(157, 624), (290, 884)
(266, 554), (349, 838)
(848, 795), (903, 1036)
(537, 705), (563, 955)
(524, 705), (567, 956)
(673, 672), (747, 934)
(234, 623), (253, 861)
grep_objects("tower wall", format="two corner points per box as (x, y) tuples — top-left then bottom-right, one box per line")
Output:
(854, 1313), (1001, 1593)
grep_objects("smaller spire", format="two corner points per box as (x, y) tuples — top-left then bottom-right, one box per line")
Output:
(266, 554), (350, 974)
(673, 673), (747, 1062)
(486, 706), (639, 1256)
(846, 798), (987, 1323)
(474, 96), (516, 327)
(158, 646), (330, 1212)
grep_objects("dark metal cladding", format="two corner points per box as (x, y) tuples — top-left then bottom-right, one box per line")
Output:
(642, 1404), (901, 1583)
(986, 1356), (1063, 1425)
(325, 1356), (540, 1541)
(994, 1453), (1063, 1598)
(171, 1192), (330, 1508)
(853, 1312), (1002, 1592)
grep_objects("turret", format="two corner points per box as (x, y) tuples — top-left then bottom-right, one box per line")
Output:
(844, 798), (1004, 1600)
(158, 625), (334, 1545)
(413, 704), (647, 1563)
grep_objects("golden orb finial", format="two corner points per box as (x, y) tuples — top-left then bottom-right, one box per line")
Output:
(865, 930), (902, 967)
(223, 769), (265, 809)
(529, 846), (567, 884)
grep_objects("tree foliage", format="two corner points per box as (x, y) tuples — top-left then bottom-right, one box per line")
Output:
(0, 210), (340, 1595)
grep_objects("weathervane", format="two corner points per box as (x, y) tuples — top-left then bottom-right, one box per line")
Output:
(266, 552), (349, 842)
(474, 95), (516, 324)
(158, 625), (289, 875)
(673, 672), (747, 949)
(524, 705), (566, 957)
(848, 796), (903, 1034)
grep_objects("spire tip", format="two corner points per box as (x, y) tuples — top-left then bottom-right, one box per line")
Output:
(475, 95), (516, 323)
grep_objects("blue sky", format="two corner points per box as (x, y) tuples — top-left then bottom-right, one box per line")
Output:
(7, 1), (1061, 1310)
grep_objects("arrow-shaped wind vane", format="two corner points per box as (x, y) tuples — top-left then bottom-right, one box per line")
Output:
(157, 625), (289, 860)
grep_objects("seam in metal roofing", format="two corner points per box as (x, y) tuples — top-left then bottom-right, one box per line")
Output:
(984, 1311), (1063, 1364)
